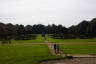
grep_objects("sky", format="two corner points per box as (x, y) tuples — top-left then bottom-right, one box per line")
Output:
(0, 0), (96, 27)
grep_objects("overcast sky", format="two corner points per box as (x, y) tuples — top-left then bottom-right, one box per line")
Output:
(0, 0), (96, 27)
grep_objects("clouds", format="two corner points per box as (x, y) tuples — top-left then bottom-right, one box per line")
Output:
(0, 0), (96, 27)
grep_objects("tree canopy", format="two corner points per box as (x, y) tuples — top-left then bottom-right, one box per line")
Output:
(0, 18), (96, 40)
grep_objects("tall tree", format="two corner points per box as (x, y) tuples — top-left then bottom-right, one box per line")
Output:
(25, 25), (33, 34)
(0, 22), (7, 40)
(76, 20), (89, 35)
(6, 23), (15, 36)
(87, 18), (96, 37)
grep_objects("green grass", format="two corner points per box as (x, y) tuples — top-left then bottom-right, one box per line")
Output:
(0, 45), (61, 64)
(46, 35), (96, 54)
(60, 44), (96, 54)
(46, 35), (96, 43)
(11, 35), (44, 43)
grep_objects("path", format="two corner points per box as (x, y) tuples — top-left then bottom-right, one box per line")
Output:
(44, 40), (56, 55)
(41, 57), (96, 64)
(1, 42), (96, 45)
(44, 39), (68, 57)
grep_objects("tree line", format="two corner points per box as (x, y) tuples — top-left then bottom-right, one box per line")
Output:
(0, 18), (96, 41)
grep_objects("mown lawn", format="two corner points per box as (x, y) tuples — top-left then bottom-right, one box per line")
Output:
(47, 35), (96, 54)
(0, 45), (61, 64)
(11, 35), (44, 43)
(47, 35), (96, 43)
(60, 44), (96, 54)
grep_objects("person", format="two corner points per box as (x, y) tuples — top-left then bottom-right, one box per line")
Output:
(56, 44), (59, 53)
(54, 44), (59, 54)
(42, 34), (45, 37)
(42, 32), (46, 40)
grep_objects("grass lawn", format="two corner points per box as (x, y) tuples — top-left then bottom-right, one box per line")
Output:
(47, 35), (96, 43)
(60, 44), (96, 54)
(0, 45), (61, 64)
(11, 35), (44, 43)
(47, 35), (96, 54)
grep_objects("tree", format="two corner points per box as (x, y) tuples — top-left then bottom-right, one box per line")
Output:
(76, 20), (89, 35)
(14, 24), (25, 40)
(87, 18), (96, 37)
(6, 23), (15, 36)
(25, 25), (33, 34)
(0, 22), (7, 40)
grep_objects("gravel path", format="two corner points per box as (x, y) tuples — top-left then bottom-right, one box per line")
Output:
(41, 57), (96, 64)
(44, 40), (56, 55)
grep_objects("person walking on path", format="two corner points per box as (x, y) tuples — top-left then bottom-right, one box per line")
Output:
(53, 44), (60, 54)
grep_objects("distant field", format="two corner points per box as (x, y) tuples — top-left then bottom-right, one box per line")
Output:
(47, 35), (96, 43)
(0, 45), (61, 64)
(11, 35), (44, 43)
(60, 44), (96, 54)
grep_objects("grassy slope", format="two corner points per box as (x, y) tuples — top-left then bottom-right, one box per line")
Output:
(0, 45), (61, 64)
(60, 44), (96, 54)
(11, 35), (44, 43)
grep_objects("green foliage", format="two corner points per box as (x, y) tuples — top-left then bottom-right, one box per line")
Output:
(14, 34), (37, 40)
(0, 18), (96, 40)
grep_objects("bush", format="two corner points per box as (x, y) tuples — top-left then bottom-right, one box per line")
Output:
(14, 34), (37, 40)
(64, 34), (77, 39)
(1, 40), (11, 44)
(79, 35), (93, 39)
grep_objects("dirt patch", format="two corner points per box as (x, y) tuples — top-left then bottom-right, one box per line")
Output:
(41, 57), (96, 64)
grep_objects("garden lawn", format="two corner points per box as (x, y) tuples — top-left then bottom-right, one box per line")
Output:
(60, 44), (96, 54)
(0, 45), (61, 64)
(47, 35), (96, 43)
(11, 35), (44, 43)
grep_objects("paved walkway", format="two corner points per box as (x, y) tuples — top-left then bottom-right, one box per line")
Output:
(41, 57), (96, 64)
(44, 40), (56, 55)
